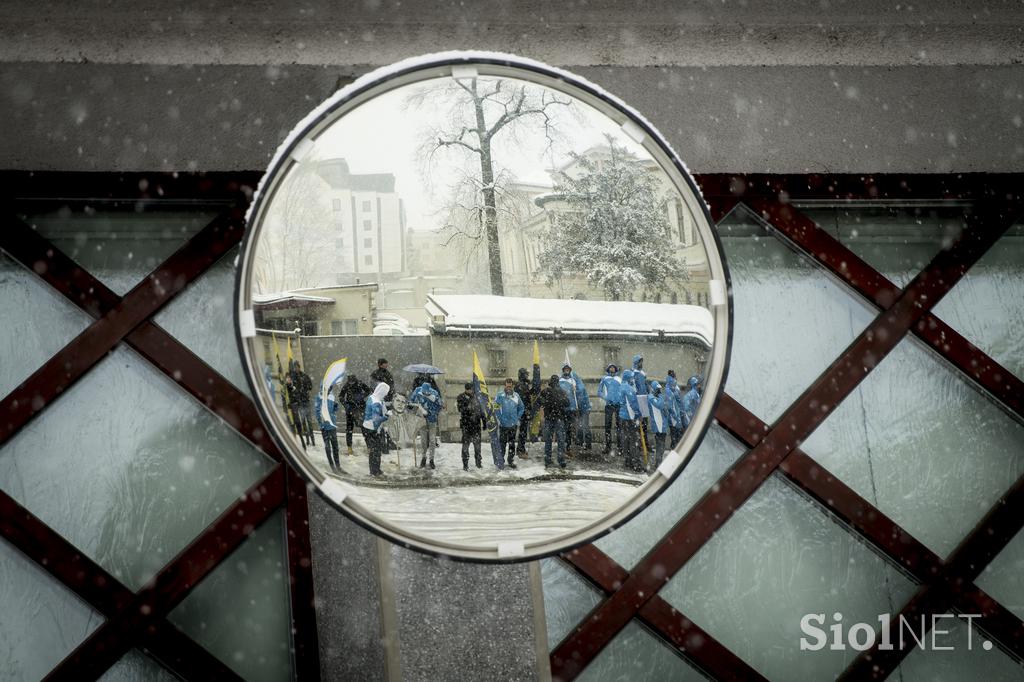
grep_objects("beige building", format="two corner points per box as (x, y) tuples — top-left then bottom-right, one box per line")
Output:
(424, 294), (713, 438)
(254, 283), (379, 336)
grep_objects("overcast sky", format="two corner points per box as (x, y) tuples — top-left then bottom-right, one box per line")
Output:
(308, 76), (651, 231)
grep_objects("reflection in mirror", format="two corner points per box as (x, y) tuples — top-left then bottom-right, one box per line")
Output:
(241, 58), (727, 559)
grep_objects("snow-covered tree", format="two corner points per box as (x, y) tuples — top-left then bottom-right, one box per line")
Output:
(538, 137), (685, 300)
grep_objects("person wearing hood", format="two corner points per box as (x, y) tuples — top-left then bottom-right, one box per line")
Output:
(495, 378), (526, 469)
(290, 363), (316, 447)
(514, 367), (536, 458)
(618, 369), (644, 472)
(558, 364), (581, 455)
(456, 382), (487, 471)
(315, 389), (341, 471)
(682, 375), (703, 428)
(597, 363), (622, 457)
(362, 381), (391, 476)
(409, 378), (444, 469)
(648, 380), (669, 469)
(537, 375), (570, 469)
(631, 353), (650, 451)
(665, 370), (685, 448)
(338, 374), (371, 455)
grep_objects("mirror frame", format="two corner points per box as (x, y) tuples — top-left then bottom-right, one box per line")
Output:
(235, 51), (733, 562)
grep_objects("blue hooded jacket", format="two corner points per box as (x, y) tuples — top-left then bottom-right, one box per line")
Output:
(315, 393), (339, 431)
(559, 370), (586, 413)
(648, 381), (669, 434)
(362, 382), (390, 433)
(494, 390), (526, 427)
(681, 376), (702, 428)
(632, 354), (648, 394)
(409, 383), (444, 424)
(618, 369), (641, 421)
(664, 374), (683, 429)
(597, 366), (622, 406)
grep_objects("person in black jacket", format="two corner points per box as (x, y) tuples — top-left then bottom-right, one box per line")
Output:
(289, 363), (316, 447)
(537, 375), (569, 469)
(513, 367), (536, 458)
(337, 374), (371, 454)
(456, 382), (486, 471)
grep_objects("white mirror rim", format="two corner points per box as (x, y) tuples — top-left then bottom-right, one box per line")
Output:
(235, 51), (732, 561)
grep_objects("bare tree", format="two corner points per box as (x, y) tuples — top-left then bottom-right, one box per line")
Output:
(408, 77), (574, 295)
(253, 162), (335, 293)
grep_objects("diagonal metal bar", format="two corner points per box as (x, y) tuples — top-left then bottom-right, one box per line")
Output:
(44, 465), (286, 681)
(550, 198), (1017, 680)
(562, 544), (768, 681)
(0, 207), (246, 447)
(0, 489), (242, 680)
(742, 197), (1024, 422)
(841, 469), (1024, 678)
(0, 215), (283, 462)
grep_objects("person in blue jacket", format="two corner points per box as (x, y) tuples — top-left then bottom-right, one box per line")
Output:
(362, 382), (391, 476)
(409, 379), (444, 469)
(665, 371), (685, 448)
(681, 375), (703, 428)
(648, 380), (670, 469)
(315, 389), (340, 471)
(597, 363), (622, 456)
(495, 378), (526, 469)
(618, 369), (644, 472)
(631, 353), (650, 449)
(559, 364), (582, 455)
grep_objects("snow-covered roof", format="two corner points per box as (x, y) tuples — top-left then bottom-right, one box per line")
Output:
(253, 292), (335, 306)
(426, 294), (713, 346)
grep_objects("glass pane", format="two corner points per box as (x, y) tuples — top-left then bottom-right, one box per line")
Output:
(0, 538), (102, 681)
(659, 475), (917, 681)
(802, 338), (1024, 557)
(540, 557), (602, 649)
(932, 222), (1024, 384)
(896, 616), (1024, 681)
(28, 207), (218, 295)
(718, 208), (875, 423)
(576, 621), (705, 682)
(99, 650), (176, 682)
(152, 247), (252, 395)
(593, 425), (744, 570)
(801, 204), (967, 288)
(0, 346), (274, 589)
(169, 510), (293, 682)
(0, 252), (92, 398)
(976, 527), (1024, 622)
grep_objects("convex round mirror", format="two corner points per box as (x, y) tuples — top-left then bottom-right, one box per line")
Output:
(236, 52), (731, 561)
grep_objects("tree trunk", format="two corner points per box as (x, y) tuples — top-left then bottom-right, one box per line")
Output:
(475, 99), (504, 296)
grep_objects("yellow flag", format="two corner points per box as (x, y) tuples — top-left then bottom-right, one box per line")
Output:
(286, 335), (294, 368)
(472, 350), (489, 401)
(532, 339), (540, 366)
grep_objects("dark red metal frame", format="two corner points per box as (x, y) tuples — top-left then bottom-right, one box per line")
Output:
(1, 171), (1022, 680)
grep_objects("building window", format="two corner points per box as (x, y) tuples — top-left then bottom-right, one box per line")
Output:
(675, 198), (685, 243)
(332, 198), (342, 211)
(362, 200), (372, 212)
(603, 346), (620, 370)
(300, 321), (318, 336)
(335, 237), (344, 249)
(671, 292), (678, 304)
(487, 348), (507, 376)
(365, 255), (374, 266)
(364, 237), (373, 248)
(330, 319), (359, 335)
(363, 219), (373, 231)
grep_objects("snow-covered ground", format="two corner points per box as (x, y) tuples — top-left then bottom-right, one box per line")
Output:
(299, 433), (649, 548)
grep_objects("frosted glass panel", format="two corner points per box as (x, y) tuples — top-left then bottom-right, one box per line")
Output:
(576, 621), (704, 682)
(718, 209), (875, 423)
(153, 247), (252, 395)
(932, 224), (1024, 384)
(0, 253), (92, 398)
(29, 208), (217, 295)
(169, 510), (293, 682)
(977, 528), (1024, 621)
(897, 616), (1024, 681)
(540, 558), (602, 648)
(801, 204), (966, 287)
(660, 475), (917, 681)
(0, 346), (274, 589)
(0, 538), (102, 681)
(99, 650), (176, 682)
(802, 339), (1024, 557)
(593, 425), (743, 570)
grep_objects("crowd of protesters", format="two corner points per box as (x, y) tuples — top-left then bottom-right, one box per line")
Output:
(287, 353), (703, 478)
